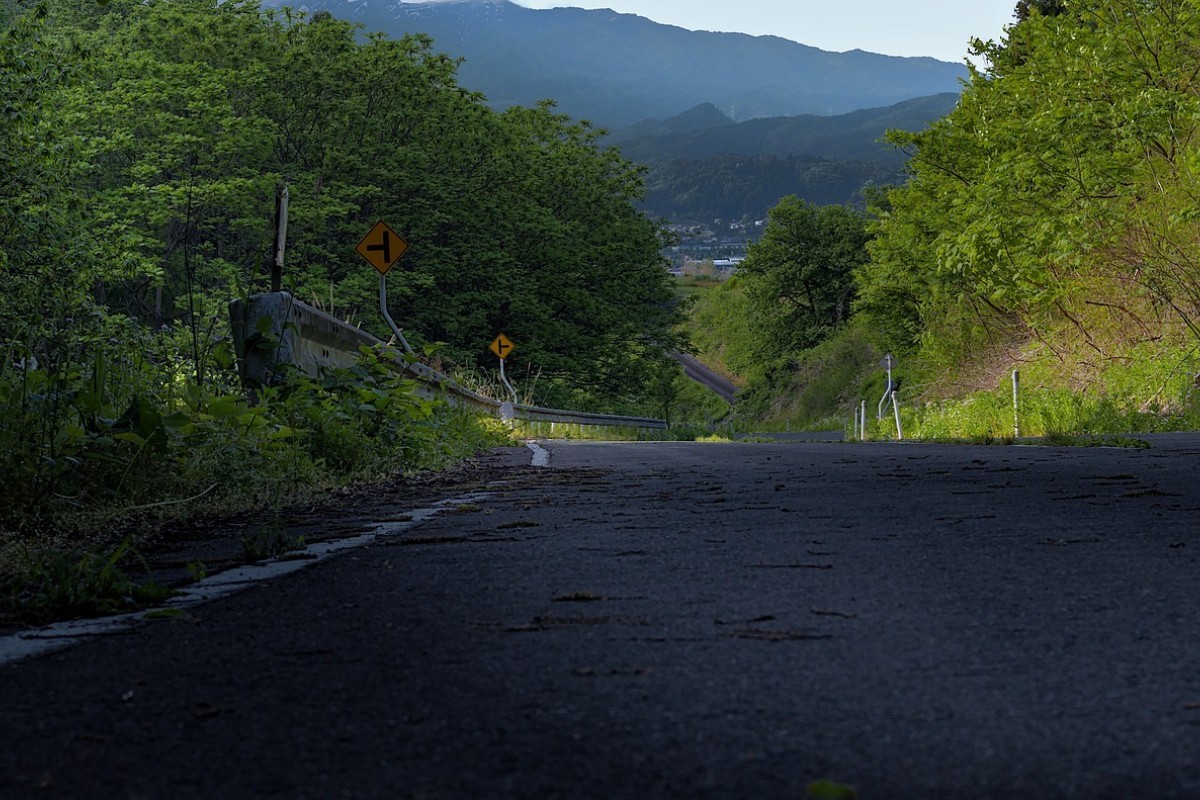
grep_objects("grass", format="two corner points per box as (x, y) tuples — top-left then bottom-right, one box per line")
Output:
(679, 257), (1200, 442)
(855, 382), (1200, 443)
(1, 537), (175, 625)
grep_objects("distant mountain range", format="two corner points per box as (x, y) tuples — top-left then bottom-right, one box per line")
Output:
(618, 94), (961, 225)
(270, 0), (968, 129)
(612, 93), (961, 165)
(264, 0), (965, 226)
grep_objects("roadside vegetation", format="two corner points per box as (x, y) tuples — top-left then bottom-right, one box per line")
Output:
(0, 0), (686, 615)
(685, 0), (1200, 441)
(11, 0), (1200, 623)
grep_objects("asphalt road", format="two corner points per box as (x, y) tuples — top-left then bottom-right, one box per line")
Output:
(4, 435), (1200, 799)
(673, 352), (738, 405)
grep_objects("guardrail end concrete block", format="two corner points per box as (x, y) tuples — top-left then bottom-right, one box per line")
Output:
(229, 292), (298, 387)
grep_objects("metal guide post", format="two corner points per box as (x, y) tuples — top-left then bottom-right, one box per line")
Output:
(270, 184), (289, 293)
(378, 275), (415, 355)
(498, 356), (518, 404)
(877, 353), (895, 420)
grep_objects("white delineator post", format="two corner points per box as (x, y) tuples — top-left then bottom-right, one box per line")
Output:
(1012, 370), (1020, 438)
(891, 391), (903, 440)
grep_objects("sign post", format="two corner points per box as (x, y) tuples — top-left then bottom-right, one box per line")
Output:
(270, 183), (289, 293)
(490, 333), (518, 406)
(355, 221), (413, 354)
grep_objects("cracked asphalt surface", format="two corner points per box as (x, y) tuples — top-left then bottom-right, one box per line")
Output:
(3, 435), (1200, 798)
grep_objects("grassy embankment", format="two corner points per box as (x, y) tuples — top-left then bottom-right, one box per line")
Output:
(683, 277), (1200, 440)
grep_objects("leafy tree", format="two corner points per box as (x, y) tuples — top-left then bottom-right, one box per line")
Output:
(738, 196), (869, 361)
(58, 0), (277, 387)
(862, 0), (1200, 371)
(1014, 0), (1069, 21)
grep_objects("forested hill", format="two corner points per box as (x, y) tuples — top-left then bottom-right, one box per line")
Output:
(610, 94), (962, 165)
(264, 0), (969, 128)
(1, 0), (685, 400)
(612, 94), (961, 222)
(641, 157), (900, 226)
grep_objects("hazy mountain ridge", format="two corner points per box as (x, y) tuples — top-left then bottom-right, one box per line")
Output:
(612, 93), (960, 165)
(641, 155), (901, 227)
(611, 94), (957, 225)
(273, 0), (968, 128)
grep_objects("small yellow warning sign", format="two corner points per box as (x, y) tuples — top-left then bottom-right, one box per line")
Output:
(489, 333), (515, 360)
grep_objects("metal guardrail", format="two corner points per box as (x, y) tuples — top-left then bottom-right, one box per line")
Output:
(229, 292), (667, 431)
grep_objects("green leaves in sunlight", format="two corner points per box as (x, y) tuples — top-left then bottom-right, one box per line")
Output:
(861, 0), (1200, 366)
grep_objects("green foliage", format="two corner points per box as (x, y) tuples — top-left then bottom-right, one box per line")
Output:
(686, 276), (759, 378)
(693, 433), (734, 443)
(1015, 0), (1069, 22)
(641, 155), (899, 225)
(668, 369), (732, 429)
(806, 780), (858, 800)
(0, 337), (506, 534)
(739, 197), (870, 361)
(687, 273), (880, 429)
(730, 323), (879, 430)
(185, 560), (207, 583)
(882, 376), (1200, 442)
(0, 0), (679, 548)
(861, 0), (1200, 371)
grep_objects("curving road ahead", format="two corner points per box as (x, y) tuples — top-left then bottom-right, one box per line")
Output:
(3, 436), (1200, 798)
(673, 352), (738, 405)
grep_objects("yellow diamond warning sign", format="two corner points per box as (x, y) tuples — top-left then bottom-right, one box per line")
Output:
(355, 221), (409, 275)
(489, 333), (515, 360)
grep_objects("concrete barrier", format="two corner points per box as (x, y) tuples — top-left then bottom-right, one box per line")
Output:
(229, 292), (667, 431)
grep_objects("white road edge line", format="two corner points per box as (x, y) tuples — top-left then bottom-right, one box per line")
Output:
(0, 492), (490, 667)
(527, 441), (550, 467)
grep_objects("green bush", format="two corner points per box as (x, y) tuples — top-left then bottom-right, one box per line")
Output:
(0, 345), (507, 539)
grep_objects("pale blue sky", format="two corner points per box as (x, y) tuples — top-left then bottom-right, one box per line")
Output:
(512, 1), (1017, 63)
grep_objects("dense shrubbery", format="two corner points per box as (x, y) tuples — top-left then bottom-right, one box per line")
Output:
(0, 343), (507, 533)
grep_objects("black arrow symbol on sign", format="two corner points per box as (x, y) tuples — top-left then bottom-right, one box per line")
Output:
(367, 231), (392, 264)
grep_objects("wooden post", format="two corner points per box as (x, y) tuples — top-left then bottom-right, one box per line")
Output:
(270, 183), (289, 292)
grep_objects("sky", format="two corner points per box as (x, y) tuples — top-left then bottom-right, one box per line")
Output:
(511, 1), (1018, 64)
